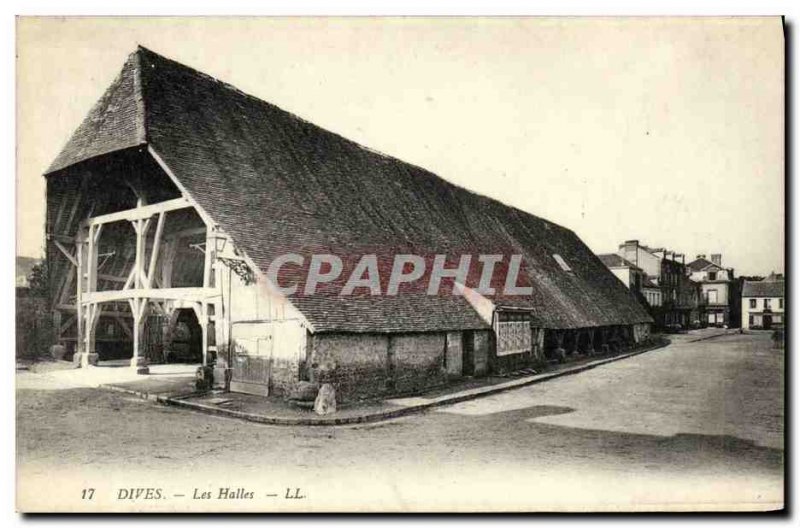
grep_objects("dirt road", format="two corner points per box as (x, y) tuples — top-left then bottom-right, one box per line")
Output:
(16, 332), (783, 512)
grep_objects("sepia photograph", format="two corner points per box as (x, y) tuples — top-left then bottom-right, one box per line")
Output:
(14, 15), (785, 513)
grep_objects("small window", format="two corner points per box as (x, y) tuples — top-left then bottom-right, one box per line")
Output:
(708, 271), (717, 281)
(764, 299), (772, 310)
(749, 299), (757, 309)
(749, 315), (754, 326)
(552, 254), (571, 271)
(707, 289), (718, 304)
(779, 298), (784, 309)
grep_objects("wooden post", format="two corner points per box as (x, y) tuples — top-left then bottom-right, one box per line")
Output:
(192, 302), (209, 367)
(200, 230), (214, 367)
(569, 330), (579, 355)
(52, 310), (62, 347)
(129, 298), (149, 373)
(554, 330), (566, 363)
(583, 329), (594, 355)
(83, 303), (101, 364)
(132, 218), (151, 289)
(201, 303), (208, 367)
(75, 231), (85, 362)
(160, 241), (176, 288)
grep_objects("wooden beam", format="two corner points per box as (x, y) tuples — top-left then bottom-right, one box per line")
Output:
(60, 314), (76, 334)
(80, 197), (191, 228)
(63, 179), (86, 235)
(86, 225), (99, 294)
(145, 211), (166, 288)
(112, 315), (133, 339)
(98, 273), (127, 283)
(53, 240), (78, 267)
(123, 266), (136, 290)
(82, 287), (219, 305)
(56, 266), (75, 307)
(160, 241), (177, 288)
(51, 196), (68, 236)
(57, 305), (133, 318)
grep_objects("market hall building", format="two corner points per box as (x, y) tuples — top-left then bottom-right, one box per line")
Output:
(44, 47), (652, 402)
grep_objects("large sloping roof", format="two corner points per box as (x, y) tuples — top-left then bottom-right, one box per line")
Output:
(45, 47), (652, 333)
(743, 279), (784, 298)
(597, 253), (639, 270)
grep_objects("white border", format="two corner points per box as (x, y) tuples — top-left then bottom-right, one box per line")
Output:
(5, 2), (796, 526)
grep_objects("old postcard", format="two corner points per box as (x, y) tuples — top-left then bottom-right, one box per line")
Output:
(15, 16), (785, 512)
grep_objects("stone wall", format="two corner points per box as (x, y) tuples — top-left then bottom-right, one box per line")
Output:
(390, 333), (447, 395)
(309, 333), (391, 401)
(309, 332), (450, 402)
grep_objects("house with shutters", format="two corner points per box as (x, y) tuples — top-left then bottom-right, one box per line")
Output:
(687, 254), (736, 327)
(615, 240), (693, 329)
(43, 47), (652, 401)
(742, 273), (785, 330)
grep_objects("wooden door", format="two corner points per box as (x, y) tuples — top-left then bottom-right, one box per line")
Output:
(230, 322), (273, 397)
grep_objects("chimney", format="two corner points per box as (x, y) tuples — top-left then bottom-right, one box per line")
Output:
(711, 254), (722, 266)
(622, 240), (639, 267)
(696, 254), (706, 260)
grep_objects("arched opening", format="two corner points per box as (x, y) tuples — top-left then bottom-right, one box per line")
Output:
(163, 308), (203, 364)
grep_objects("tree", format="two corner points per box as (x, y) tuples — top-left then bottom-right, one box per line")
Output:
(26, 260), (49, 299)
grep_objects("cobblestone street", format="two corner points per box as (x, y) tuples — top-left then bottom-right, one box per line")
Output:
(16, 331), (783, 512)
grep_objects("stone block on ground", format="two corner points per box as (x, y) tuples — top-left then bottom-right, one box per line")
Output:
(195, 366), (214, 391)
(50, 344), (66, 361)
(314, 383), (337, 415)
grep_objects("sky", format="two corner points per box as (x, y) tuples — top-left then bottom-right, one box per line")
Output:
(16, 17), (784, 276)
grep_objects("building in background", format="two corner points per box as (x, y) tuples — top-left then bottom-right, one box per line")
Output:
(741, 273), (785, 330)
(597, 253), (662, 313)
(687, 254), (736, 327)
(616, 240), (692, 330)
(679, 275), (703, 328)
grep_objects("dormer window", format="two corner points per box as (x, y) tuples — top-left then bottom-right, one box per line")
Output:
(708, 271), (717, 281)
(553, 254), (571, 271)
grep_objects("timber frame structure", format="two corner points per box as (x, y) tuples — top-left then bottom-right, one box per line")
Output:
(47, 147), (255, 373)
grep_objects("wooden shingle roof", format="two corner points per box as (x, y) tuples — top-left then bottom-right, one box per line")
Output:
(45, 47), (652, 332)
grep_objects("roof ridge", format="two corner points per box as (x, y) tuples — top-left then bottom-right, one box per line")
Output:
(132, 48), (147, 144)
(133, 46), (564, 233)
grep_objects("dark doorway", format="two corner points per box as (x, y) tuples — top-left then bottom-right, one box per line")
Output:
(763, 315), (773, 330)
(164, 308), (203, 363)
(462, 330), (475, 376)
